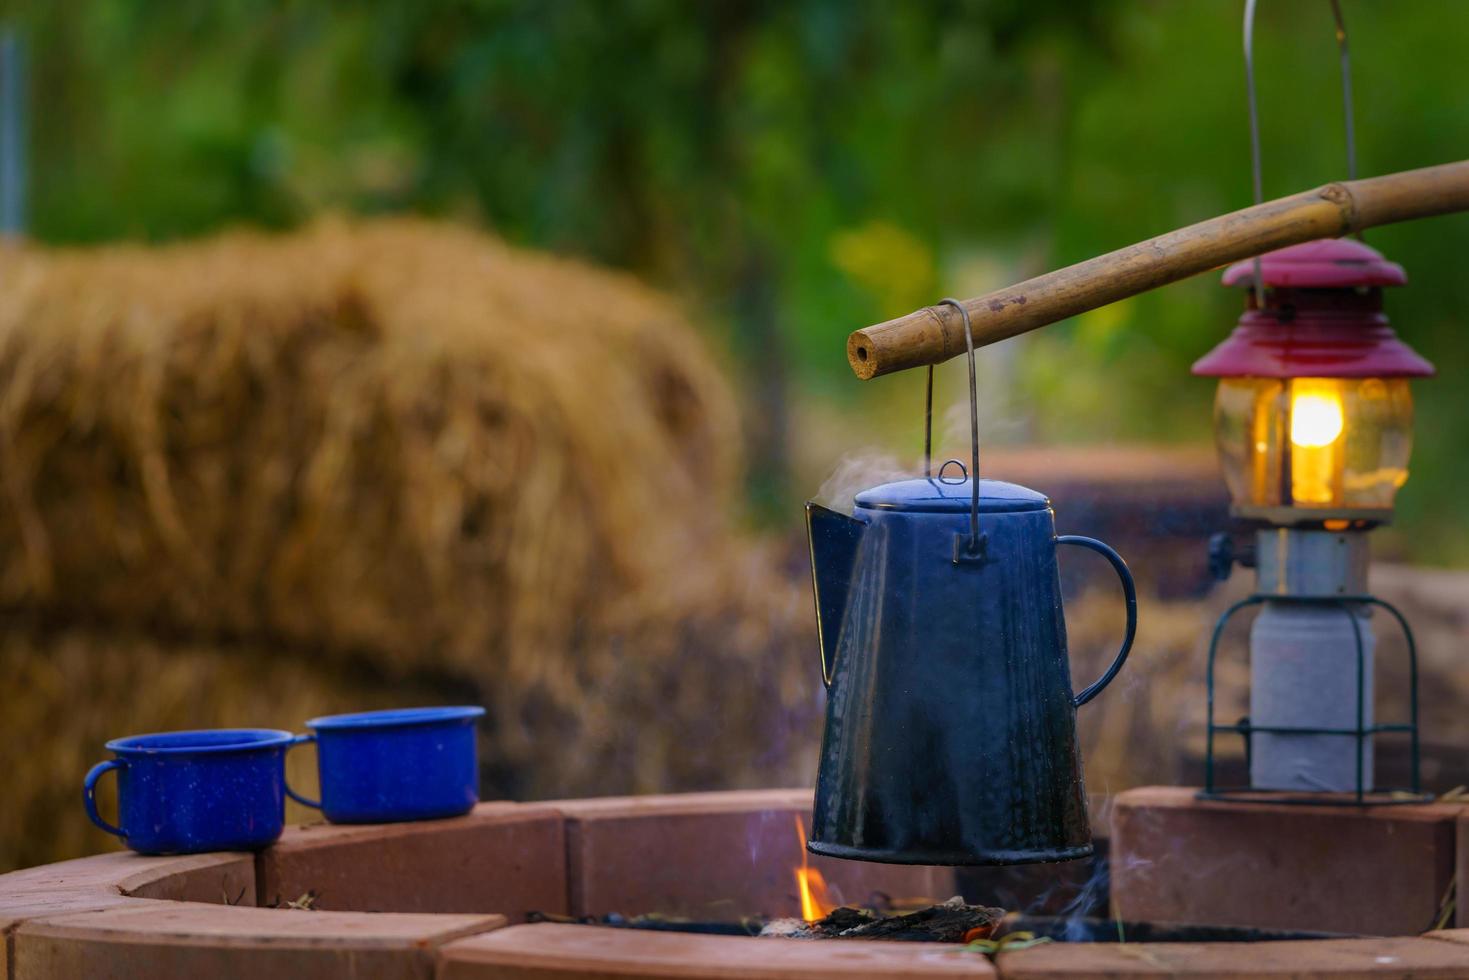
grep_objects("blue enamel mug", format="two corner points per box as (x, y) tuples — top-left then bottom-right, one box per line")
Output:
(83, 729), (295, 854)
(286, 706), (485, 823)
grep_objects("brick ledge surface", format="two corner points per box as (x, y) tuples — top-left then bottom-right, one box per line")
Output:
(6, 790), (1469, 978)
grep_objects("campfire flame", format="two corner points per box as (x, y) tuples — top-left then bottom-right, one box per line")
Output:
(793, 815), (834, 922)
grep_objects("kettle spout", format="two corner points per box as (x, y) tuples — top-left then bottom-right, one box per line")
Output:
(805, 502), (867, 688)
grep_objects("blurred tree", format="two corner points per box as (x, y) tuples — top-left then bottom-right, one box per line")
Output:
(9, 0), (1469, 556)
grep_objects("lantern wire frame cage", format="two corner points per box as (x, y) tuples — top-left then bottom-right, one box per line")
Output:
(1198, 592), (1432, 807)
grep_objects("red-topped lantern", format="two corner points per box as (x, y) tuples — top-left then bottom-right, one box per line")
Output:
(1197, 238), (1438, 801)
(1193, 238), (1434, 526)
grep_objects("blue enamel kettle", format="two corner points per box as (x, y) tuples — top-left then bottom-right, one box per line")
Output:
(804, 301), (1138, 866)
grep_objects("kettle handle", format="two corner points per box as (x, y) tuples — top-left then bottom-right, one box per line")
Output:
(1058, 535), (1138, 708)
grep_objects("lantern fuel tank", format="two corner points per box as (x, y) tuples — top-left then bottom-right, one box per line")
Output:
(805, 476), (1137, 865)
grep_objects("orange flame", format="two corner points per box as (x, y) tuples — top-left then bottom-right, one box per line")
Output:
(794, 815), (833, 922)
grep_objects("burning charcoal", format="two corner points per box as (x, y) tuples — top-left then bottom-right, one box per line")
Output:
(761, 896), (1003, 942)
(815, 907), (877, 932)
(759, 918), (818, 938)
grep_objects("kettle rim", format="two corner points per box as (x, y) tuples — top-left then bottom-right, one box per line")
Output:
(851, 476), (1051, 514)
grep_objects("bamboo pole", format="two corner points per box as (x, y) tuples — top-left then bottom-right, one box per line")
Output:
(847, 159), (1469, 380)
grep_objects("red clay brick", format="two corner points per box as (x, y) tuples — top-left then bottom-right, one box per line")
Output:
(114, 852), (256, 906)
(257, 802), (566, 919)
(0, 850), (252, 973)
(0, 853), (255, 977)
(12, 901), (504, 980)
(1456, 814), (1469, 929)
(437, 922), (992, 978)
(550, 789), (956, 920)
(996, 936), (1469, 977)
(1110, 786), (1464, 936)
(0, 852), (241, 903)
(543, 789), (809, 818)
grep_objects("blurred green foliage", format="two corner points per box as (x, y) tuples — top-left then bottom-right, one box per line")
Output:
(10, 0), (1469, 558)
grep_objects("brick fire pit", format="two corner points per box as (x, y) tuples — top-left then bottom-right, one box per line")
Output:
(7, 788), (1469, 978)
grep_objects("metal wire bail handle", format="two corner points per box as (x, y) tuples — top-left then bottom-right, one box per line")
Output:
(927, 298), (985, 563)
(1243, 0), (1361, 305)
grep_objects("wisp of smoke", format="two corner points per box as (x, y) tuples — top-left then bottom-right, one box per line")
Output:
(811, 452), (916, 514)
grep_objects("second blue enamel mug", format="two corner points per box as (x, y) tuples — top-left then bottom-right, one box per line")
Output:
(287, 706), (485, 823)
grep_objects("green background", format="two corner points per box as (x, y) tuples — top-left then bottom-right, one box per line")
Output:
(11, 0), (1469, 558)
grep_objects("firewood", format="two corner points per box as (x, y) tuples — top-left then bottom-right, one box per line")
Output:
(760, 896), (1004, 942)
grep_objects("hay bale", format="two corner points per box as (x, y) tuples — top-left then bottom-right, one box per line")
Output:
(0, 219), (744, 683)
(0, 220), (822, 867)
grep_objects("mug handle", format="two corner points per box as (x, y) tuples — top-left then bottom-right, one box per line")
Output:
(283, 733), (321, 809)
(83, 760), (127, 838)
(1058, 535), (1139, 708)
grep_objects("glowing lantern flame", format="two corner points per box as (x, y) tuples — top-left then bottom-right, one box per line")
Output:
(1290, 389), (1345, 448)
(1288, 381), (1347, 504)
(793, 815), (834, 922)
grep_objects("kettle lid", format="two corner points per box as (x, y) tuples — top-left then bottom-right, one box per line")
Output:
(853, 477), (1049, 514)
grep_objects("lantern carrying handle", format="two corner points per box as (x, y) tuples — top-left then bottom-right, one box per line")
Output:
(930, 298), (986, 562)
(1243, 0), (1360, 305)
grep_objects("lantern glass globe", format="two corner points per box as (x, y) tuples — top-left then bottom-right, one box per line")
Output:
(1212, 376), (1414, 523)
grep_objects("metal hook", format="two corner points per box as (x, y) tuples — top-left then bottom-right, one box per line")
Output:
(935, 298), (984, 561)
(1329, 0), (1357, 183)
(923, 365), (934, 478)
(1243, 0), (1364, 308)
(1243, 0), (1266, 310)
(1328, 0), (1364, 241)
